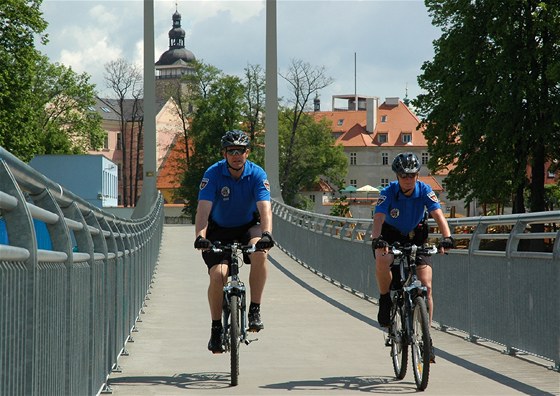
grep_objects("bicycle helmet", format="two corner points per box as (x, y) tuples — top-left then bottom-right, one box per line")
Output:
(221, 130), (250, 149)
(391, 152), (421, 174)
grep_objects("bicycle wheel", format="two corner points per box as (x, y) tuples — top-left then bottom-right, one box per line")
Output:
(390, 298), (408, 379)
(229, 294), (240, 386)
(411, 296), (431, 390)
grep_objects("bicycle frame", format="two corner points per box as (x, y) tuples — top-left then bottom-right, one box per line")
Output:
(211, 242), (256, 386)
(387, 243), (436, 391)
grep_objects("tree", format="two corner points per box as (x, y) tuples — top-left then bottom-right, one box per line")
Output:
(0, 0), (103, 162)
(178, 63), (245, 220)
(35, 56), (105, 155)
(104, 58), (143, 207)
(242, 63), (266, 165)
(278, 109), (347, 207)
(278, 59), (340, 205)
(414, 0), (560, 215)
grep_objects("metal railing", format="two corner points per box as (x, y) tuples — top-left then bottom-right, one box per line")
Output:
(272, 199), (560, 371)
(0, 147), (164, 395)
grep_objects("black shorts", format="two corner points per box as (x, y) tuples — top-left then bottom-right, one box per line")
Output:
(373, 222), (432, 267)
(201, 219), (258, 269)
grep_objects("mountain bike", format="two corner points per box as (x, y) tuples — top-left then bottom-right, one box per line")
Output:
(384, 242), (437, 391)
(210, 242), (257, 386)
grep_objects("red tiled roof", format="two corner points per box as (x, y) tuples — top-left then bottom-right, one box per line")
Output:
(418, 175), (443, 192)
(311, 100), (428, 148)
(157, 136), (191, 189)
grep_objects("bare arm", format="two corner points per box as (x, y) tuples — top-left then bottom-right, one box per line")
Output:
(194, 200), (213, 238)
(371, 212), (386, 240)
(430, 208), (451, 238)
(256, 200), (272, 234)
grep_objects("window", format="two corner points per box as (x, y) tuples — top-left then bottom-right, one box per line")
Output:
(382, 153), (389, 165)
(309, 194), (316, 202)
(381, 115), (387, 123)
(101, 107), (111, 113)
(103, 132), (109, 150)
(378, 133), (388, 144)
(116, 133), (122, 150)
(350, 179), (357, 187)
(350, 152), (357, 165)
(422, 152), (429, 165)
(548, 170), (556, 178)
(337, 119), (344, 126)
(402, 133), (412, 143)
(381, 178), (389, 187)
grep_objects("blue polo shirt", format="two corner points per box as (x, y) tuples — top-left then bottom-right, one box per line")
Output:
(374, 180), (441, 235)
(198, 159), (271, 228)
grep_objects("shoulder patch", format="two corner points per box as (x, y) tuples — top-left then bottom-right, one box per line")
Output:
(376, 195), (387, 206)
(263, 179), (270, 192)
(427, 191), (439, 203)
(199, 178), (209, 190)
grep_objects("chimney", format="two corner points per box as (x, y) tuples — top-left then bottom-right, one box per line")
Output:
(313, 97), (320, 112)
(366, 97), (378, 134)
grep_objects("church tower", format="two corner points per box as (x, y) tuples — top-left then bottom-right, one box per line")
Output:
(155, 6), (196, 101)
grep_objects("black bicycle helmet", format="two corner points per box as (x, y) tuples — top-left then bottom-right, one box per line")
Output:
(221, 130), (250, 149)
(391, 152), (421, 174)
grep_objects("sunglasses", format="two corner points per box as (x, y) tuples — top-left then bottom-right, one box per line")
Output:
(226, 148), (248, 156)
(398, 173), (417, 179)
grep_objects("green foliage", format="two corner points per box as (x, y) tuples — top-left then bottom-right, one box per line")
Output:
(178, 62), (245, 220)
(414, 0), (560, 213)
(278, 110), (347, 206)
(0, 0), (103, 162)
(330, 196), (350, 217)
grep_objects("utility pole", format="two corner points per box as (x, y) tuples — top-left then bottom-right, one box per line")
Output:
(265, 0), (283, 202)
(133, 0), (157, 218)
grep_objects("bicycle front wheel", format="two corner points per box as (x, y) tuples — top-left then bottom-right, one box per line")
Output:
(411, 296), (431, 391)
(229, 294), (240, 386)
(390, 299), (408, 380)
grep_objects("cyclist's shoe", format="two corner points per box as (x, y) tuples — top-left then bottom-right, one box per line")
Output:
(248, 307), (264, 332)
(430, 338), (436, 363)
(377, 293), (391, 327)
(208, 326), (224, 354)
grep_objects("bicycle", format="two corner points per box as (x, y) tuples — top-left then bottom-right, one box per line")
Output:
(210, 241), (257, 386)
(384, 242), (437, 391)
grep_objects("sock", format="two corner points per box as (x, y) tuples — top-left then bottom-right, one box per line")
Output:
(249, 302), (260, 312)
(212, 319), (222, 328)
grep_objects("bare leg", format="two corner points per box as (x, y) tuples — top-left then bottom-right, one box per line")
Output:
(417, 264), (433, 325)
(208, 263), (228, 320)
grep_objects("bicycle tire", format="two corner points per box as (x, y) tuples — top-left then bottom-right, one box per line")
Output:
(230, 294), (240, 386)
(390, 297), (408, 379)
(411, 296), (431, 390)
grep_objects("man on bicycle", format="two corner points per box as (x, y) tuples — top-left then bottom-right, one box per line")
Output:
(193, 130), (274, 354)
(371, 153), (453, 344)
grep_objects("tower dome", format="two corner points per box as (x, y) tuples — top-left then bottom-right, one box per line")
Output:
(155, 9), (196, 67)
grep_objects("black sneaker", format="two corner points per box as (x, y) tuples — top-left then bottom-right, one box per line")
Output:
(377, 293), (391, 327)
(248, 307), (264, 332)
(208, 326), (224, 354)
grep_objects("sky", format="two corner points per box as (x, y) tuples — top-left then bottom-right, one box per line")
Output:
(39, 0), (442, 111)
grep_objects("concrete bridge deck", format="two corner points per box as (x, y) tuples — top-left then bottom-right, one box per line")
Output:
(107, 225), (559, 395)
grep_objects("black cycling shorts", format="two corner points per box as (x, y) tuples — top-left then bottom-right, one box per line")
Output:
(373, 222), (432, 267)
(201, 218), (259, 269)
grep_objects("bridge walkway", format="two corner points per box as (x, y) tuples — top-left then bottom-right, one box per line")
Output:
(107, 225), (559, 395)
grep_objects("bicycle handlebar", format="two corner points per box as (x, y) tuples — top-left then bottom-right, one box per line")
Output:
(388, 243), (438, 257)
(210, 242), (257, 255)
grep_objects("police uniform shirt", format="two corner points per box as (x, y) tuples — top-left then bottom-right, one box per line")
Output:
(198, 159), (271, 228)
(374, 180), (441, 235)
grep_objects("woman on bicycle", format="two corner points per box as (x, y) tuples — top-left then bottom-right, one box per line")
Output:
(371, 152), (453, 333)
(193, 130), (274, 354)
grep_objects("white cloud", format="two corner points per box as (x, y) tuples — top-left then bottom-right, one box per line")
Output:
(40, 0), (440, 108)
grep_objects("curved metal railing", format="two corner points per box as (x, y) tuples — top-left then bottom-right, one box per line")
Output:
(272, 199), (560, 371)
(0, 147), (164, 395)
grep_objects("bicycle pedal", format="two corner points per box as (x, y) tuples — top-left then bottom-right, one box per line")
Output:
(245, 338), (258, 345)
